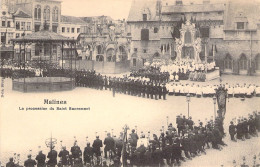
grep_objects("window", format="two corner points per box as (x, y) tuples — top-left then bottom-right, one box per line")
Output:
(35, 25), (40, 32)
(218, 11), (222, 15)
(143, 14), (147, 21)
(26, 22), (31, 30)
(224, 54), (232, 70)
(204, 12), (210, 15)
(77, 28), (80, 33)
(67, 28), (70, 33)
(134, 48), (138, 52)
(62, 27), (65, 33)
(141, 29), (149, 41)
(19, 22), (24, 30)
(16, 33), (20, 38)
(44, 6), (50, 21)
(1, 33), (6, 44)
(72, 28), (75, 33)
(143, 49), (147, 53)
(239, 54), (247, 70)
(34, 5), (41, 20)
(52, 7), (59, 22)
(142, 59), (146, 66)
(133, 58), (137, 67)
(2, 21), (6, 27)
(52, 26), (57, 33)
(52, 44), (57, 54)
(7, 21), (10, 27)
(154, 27), (158, 33)
(237, 22), (244, 30)
(35, 44), (40, 56)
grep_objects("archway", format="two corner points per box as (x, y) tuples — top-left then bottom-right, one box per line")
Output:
(255, 54), (260, 71)
(118, 45), (127, 62)
(239, 53), (248, 71)
(96, 44), (104, 62)
(224, 54), (233, 73)
(106, 48), (115, 62)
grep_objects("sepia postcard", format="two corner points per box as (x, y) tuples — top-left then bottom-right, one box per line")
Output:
(0, 0), (260, 166)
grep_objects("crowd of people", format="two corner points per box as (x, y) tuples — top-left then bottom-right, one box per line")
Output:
(4, 111), (248, 167)
(130, 67), (170, 83)
(229, 111), (260, 142)
(166, 82), (260, 98)
(76, 70), (168, 100)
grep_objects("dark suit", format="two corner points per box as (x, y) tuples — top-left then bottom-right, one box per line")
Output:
(36, 153), (46, 167)
(229, 124), (236, 140)
(92, 138), (103, 156)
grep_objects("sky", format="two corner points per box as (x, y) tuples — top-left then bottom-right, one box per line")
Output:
(61, 0), (133, 20)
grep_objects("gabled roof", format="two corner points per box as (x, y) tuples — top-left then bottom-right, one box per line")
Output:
(162, 3), (225, 14)
(61, 15), (87, 25)
(127, 0), (160, 22)
(11, 30), (76, 42)
(13, 8), (31, 18)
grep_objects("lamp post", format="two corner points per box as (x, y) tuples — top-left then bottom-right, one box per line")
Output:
(213, 95), (217, 120)
(186, 93), (191, 117)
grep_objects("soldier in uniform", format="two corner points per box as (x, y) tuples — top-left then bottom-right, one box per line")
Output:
(35, 151), (46, 167)
(58, 146), (69, 166)
(162, 84), (167, 100)
(24, 154), (37, 167)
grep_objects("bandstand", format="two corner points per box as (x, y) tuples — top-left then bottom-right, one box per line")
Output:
(11, 30), (77, 92)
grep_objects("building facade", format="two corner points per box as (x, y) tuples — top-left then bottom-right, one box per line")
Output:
(127, 0), (260, 75)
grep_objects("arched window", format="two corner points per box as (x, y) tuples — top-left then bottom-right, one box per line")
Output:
(106, 48), (115, 62)
(118, 46), (127, 62)
(224, 54), (233, 70)
(153, 52), (160, 58)
(255, 54), (260, 70)
(96, 45), (104, 54)
(34, 5), (41, 20)
(44, 6), (50, 21)
(52, 7), (58, 22)
(239, 54), (247, 70)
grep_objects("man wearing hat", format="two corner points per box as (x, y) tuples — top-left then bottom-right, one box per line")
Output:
(24, 154), (37, 167)
(83, 143), (93, 165)
(229, 121), (236, 141)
